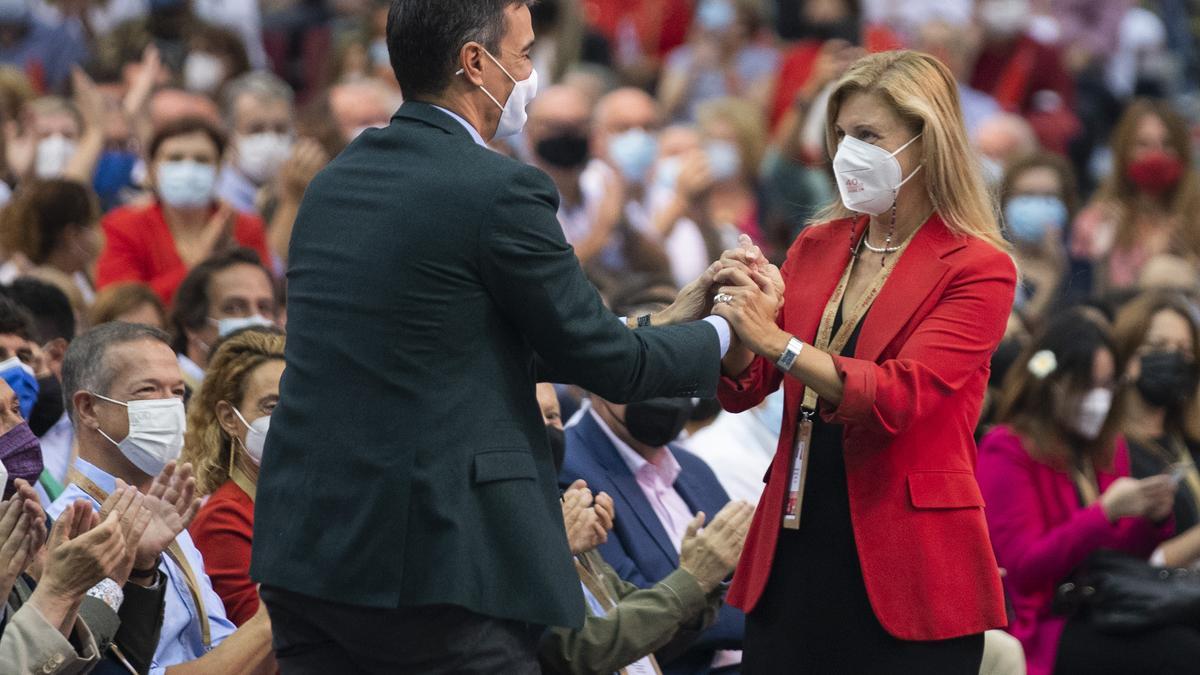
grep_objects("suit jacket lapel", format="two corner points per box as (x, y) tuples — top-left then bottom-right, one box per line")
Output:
(854, 214), (961, 362)
(580, 414), (679, 565)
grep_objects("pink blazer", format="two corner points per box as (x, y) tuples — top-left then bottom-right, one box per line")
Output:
(976, 426), (1172, 675)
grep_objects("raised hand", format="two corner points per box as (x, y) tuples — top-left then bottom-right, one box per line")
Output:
(562, 479), (609, 555)
(678, 501), (755, 592)
(100, 483), (152, 585)
(41, 501), (127, 598)
(711, 262), (786, 357)
(134, 462), (201, 570)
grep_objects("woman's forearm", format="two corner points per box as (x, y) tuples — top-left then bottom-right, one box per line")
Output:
(1157, 523), (1200, 569)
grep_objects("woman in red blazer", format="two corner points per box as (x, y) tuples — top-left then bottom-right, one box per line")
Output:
(95, 116), (273, 306)
(709, 51), (1014, 672)
(182, 328), (284, 626)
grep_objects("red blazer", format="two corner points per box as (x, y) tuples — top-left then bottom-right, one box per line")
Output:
(95, 202), (272, 306)
(189, 480), (258, 626)
(719, 213), (1016, 641)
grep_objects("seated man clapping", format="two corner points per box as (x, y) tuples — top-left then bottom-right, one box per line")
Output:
(532, 383), (753, 675)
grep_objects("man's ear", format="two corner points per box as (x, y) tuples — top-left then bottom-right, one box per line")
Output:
(459, 42), (487, 86)
(74, 390), (98, 430)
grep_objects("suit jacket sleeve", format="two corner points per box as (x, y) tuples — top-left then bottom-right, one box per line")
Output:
(538, 551), (714, 675)
(0, 604), (100, 675)
(479, 164), (720, 402)
(114, 576), (167, 674)
(824, 248), (1017, 438)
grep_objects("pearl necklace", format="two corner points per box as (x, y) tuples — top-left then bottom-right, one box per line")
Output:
(860, 237), (903, 254)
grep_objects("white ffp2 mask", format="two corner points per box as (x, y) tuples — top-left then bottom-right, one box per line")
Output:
(832, 134), (923, 215)
(232, 407), (269, 465)
(461, 49), (538, 141)
(93, 394), (186, 476)
(1070, 387), (1113, 441)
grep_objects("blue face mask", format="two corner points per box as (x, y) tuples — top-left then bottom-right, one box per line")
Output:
(0, 357), (38, 421)
(157, 160), (216, 208)
(609, 128), (659, 184)
(653, 156), (684, 193)
(1004, 195), (1067, 244)
(706, 140), (742, 182)
(697, 0), (736, 32)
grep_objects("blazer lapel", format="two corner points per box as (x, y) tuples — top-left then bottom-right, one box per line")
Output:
(854, 214), (962, 363)
(786, 223), (854, 344)
(580, 414), (679, 565)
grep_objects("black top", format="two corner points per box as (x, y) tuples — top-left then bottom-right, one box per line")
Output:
(251, 101), (722, 629)
(742, 305), (983, 673)
(1129, 435), (1200, 533)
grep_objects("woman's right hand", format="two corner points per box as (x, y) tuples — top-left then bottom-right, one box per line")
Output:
(1100, 475), (1177, 522)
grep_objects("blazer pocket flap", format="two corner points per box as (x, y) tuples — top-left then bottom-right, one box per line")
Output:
(907, 471), (985, 510)
(474, 450), (538, 484)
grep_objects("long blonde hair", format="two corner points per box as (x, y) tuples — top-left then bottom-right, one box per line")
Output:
(815, 50), (1007, 252)
(182, 330), (285, 496)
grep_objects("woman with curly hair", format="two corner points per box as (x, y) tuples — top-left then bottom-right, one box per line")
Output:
(182, 327), (283, 626)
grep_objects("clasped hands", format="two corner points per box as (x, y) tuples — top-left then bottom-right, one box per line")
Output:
(657, 235), (788, 360)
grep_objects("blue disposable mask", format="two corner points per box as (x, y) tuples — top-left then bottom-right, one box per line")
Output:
(653, 156), (684, 193)
(697, 0), (736, 32)
(706, 140), (742, 182)
(0, 357), (38, 421)
(157, 160), (216, 208)
(609, 128), (659, 184)
(1004, 195), (1067, 244)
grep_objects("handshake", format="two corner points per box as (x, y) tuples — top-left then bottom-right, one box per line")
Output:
(654, 235), (787, 360)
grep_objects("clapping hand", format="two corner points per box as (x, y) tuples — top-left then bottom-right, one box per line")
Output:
(0, 479), (45, 602)
(678, 501), (754, 592)
(133, 462), (201, 570)
(99, 484), (153, 585)
(40, 501), (127, 599)
(562, 479), (613, 555)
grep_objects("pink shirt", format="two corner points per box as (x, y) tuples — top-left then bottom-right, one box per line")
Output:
(591, 410), (692, 552)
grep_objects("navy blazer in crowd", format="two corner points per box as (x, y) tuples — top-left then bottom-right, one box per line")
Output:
(560, 410), (745, 675)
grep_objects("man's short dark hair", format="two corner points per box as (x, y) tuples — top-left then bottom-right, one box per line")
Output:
(62, 322), (170, 424)
(386, 0), (535, 99)
(5, 278), (75, 344)
(169, 248), (271, 354)
(0, 294), (33, 341)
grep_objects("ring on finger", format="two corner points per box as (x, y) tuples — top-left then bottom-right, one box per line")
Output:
(713, 293), (734, 305)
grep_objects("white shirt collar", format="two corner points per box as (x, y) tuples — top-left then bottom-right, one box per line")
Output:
(430, 105), (487, 147)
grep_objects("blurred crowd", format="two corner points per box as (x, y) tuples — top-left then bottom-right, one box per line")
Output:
(0, 0), (1194, 673)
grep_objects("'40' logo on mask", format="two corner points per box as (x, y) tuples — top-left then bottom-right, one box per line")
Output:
(844, 177), (865, 194)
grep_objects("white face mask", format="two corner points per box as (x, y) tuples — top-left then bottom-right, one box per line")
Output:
(462, 48), (539, 141)
(236, 132), (292, 185)
(92, 394), (186, 476)
(35, 134), (77, 178)
(232, 407), (269, 465)
(157, 160), (217, 208)
(184, 52), (226, 94)
(1070, 387), (1113, 441)
(832, 133), (923, 216)
(212, 314), (274, 338)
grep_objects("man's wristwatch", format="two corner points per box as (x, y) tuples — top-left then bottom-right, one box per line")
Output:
(776, 336), (804, 372)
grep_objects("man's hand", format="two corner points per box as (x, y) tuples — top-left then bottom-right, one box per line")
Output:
(712, 263), (787, 357)
(678, 501), (754, 592)
(653, 260), (725, 326)
(134, 462), (201, 570)
(562, 479), (610, 555)
(278, 138), (328, 203)
(0, 479), (47, 599)
(41, 501), (127, 599)
(720, 234), (784, 309)
(99, 483), (152, 586)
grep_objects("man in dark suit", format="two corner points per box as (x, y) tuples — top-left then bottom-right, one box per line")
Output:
(560, 395), (748, 675)
(251, 1), (753, 672)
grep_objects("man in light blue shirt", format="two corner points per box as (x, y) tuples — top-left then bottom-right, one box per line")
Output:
(53, 322), (275, 674)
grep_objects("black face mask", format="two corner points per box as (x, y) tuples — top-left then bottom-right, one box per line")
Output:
(546, 424), (566, 475)
(28, 374), (64, 437)
(623, 398), (695, 448)
(535, 132), (590, 169)
(1136, 351), (1200, 409)
(990, 338), (1024, 388)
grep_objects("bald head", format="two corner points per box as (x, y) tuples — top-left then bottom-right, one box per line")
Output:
(149, 89), (222, 131)
(974, 113), (1038, 167)
(331, 79), (399, 143)
(593, 87), (661, 163)
(525, 84), (592, 154)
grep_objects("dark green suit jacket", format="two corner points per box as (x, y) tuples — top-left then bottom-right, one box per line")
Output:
(251, 102), (720, 629)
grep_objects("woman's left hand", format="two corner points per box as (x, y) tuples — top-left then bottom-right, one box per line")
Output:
(711, 265), (787, 359)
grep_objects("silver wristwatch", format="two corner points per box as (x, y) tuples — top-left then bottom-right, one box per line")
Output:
(775, 337), (804, 372)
